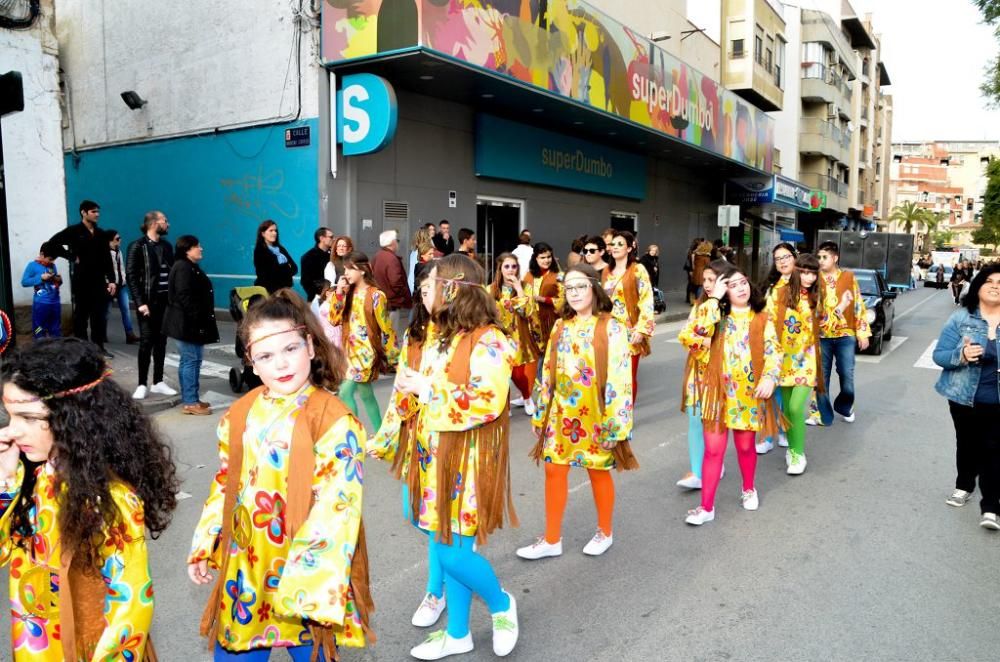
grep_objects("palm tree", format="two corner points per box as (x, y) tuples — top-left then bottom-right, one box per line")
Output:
(922, 212), (946, 252)
(888, 200), (930, 234)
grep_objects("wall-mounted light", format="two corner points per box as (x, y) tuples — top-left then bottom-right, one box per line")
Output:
(649, 31), (670, 42)
(120, 91), (146, 110)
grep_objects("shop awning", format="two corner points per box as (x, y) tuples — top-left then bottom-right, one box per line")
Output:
(780, 228), (806, 242)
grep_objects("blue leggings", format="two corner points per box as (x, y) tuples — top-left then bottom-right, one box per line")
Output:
(214, 642), (325, 661)
(402, 485), (445, 599)
(686, 405), (704, 478)
(427, 532), (510, 638)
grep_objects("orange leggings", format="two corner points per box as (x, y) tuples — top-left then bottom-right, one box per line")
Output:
(631, 354), (640, 399)
(511, 362), (537, 400)
(544, 462), (615, 543)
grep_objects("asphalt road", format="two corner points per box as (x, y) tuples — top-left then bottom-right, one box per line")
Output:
(3, 285), (998, 661)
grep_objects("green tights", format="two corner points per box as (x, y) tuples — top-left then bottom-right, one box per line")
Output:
(780, 385), (812, 456)
(340, 380), (383, 431)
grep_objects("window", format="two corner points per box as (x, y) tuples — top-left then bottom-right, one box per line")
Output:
(754, 24), (764, 64)
(765, 35), (774, 72)
(775, 38), (786, 88)
(731, 38), (745, 58)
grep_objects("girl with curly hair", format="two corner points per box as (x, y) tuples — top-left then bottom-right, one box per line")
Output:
(490, 253), (541, 416)
(188, 290), (374, 661)
(522, 242), (564, 365)
(0, 337), (178, 661)
(516, 264), (637, 561)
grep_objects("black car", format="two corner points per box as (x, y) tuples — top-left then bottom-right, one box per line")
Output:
(854, 268), (897, 355)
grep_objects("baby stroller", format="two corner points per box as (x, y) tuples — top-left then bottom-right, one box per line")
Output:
(653, 287), (667, 314)
(228, 286), (268, 393)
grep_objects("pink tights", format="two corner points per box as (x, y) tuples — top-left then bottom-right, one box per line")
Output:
(700, 428), (757, 512)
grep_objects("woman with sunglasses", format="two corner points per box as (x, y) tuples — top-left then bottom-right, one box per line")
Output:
(491, 253), (541, 415)
(765, 253), (823, 475)
(755, 242), (797, 454)
(582, 236), (609, 275)
(602, 230), (655, 398)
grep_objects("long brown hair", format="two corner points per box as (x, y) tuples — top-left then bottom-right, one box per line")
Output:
(330, 235), (354, 266)
(431, 254), (499, 347)
(342, 251), (377, 329)
(241, 288), (346, 390)
(559, 263), (612, 319)
(784, 253), (820, 310)
(490, 252), (518, 299)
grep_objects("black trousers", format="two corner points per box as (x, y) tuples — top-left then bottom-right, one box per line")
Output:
(949, 400), (1000, 514)
(72, 285), (108, 345)
(137, 296), (169, 386)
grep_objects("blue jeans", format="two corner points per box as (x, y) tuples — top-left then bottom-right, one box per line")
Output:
(108, 286), (134, 335)
(817, 336), (857, 425)
(214, 642), (325, 661)
(176, 340), (203, 405)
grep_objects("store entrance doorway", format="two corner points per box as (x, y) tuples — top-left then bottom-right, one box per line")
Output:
(610, 211), (639, 236)
(476, 196), (523, 277)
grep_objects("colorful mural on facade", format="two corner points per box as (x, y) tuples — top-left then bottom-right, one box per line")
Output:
(322, 0), (774, 172)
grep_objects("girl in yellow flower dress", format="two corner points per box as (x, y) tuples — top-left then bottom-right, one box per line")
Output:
(490, 253), (540, 415)
(393, 254), (520, 661)
(328, 251), (399, 431)
(601, 230), (655, 398)
(189, 290), (373, 661)
(0, 337), (178, 661)
(522, 242), (564, 362)
(683, 264), (784, 526)
(516, 264), (636, 561)
(755, 242), (797, 455)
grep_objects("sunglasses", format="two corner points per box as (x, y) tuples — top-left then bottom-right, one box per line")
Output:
(583, 248), (600, 254)
(610, 241), (628, 248)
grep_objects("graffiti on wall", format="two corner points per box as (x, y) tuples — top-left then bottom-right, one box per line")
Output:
(322, 0), (774, 171)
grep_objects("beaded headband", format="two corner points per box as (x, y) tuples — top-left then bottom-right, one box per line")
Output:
(246, 325), (307, 352)
(2, 368), (113, 404)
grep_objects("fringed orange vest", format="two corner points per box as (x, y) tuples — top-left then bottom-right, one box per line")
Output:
(361, 288), (389, 381)
(393, 336), (425, 523)
(199, 387), (375, 661)
(820, 270), (857, 331)
(525, 270), (560, 351)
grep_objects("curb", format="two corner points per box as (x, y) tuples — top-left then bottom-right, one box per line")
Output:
(135, 393), (183, 415)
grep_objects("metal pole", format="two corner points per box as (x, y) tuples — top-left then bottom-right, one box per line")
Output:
(0, 120), (17, 347)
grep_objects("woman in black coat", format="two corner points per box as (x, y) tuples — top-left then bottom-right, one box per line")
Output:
(253, 219), (298, 293)
(163, 235), (219, 415)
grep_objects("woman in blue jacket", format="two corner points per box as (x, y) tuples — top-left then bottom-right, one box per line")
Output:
(933, 263), (1000, 530)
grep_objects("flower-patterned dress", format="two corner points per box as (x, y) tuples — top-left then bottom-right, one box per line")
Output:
(370, 332), (420, 468)
(689, 300), (782, 431)
(532, 315), (633, 469)
(522, 272), (564, 354)
(0, 462), (154, 661)
(766, 287), (820, 388)
(328, 287), (399, 382)
(495, 284), (539, 366)
(189, 385), (368, 652)
(678, 301), (712, 410)
(410, 324), (515, 537)
(603, 264), (655, 356)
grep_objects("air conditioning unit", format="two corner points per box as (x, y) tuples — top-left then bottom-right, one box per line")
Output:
(827, 104), (839, 119)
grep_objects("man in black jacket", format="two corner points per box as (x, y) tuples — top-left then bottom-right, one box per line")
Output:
(48, 200), (116, 357)
(433, 219), (455, 256)
(300, 226), (334, 301)
(125, 210), (177, 400)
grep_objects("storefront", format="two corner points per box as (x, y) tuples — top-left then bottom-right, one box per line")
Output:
(726, 174), (812, 280)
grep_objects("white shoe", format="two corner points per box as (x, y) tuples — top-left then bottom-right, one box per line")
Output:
(805, 417), (820, 427)
(755, 439), (773, 454)
(981, 513), (1000, 531)
(741, 488), (759, 511)
(946, 489), (973, 507)
(786, 451), (807, 475)
(582, 530), (613, 556)
(491, 591), (518, 656)
(777, 432), (789, 448)
(410, 631), (473, 660)
(523, 398), (536, 416)
(150, 381), (177, 396)
(411, 593), (447, 627)
(132, 385), (147, 400)
(510, 396), (525, 407)
(840, 410), (855, 423)
(676, 473), (702, 489)
(515, 537), (562, 560)
(685, 506), (715, 525)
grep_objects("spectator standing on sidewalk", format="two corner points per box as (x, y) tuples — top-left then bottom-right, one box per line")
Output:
(639, 243), (660, 290)
(372, 230), (413, 340)
(126, 211), (177, 400)
(107, 229), (139, 345)
(433, 219), (455, 256)
(253, 219), (298, 293)
(325, 235), (355, 284)
(48, 199), (116, 358)
(512, 230), (534, 278)
(300, 226), (334, 302)
(20, 241), (63, 339)
(163, 235), (219, 415)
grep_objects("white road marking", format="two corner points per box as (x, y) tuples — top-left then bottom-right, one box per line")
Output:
(165, 354), (233, 381)
(896, 290), (942, 320)
(176, 491), (192, 500)
(856, 336), (908, 363)
(914, 340), (943, 370)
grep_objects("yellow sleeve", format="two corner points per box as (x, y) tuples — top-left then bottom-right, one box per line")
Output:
(0, 462), (25, 562)
(762, 315), (783, 383)
(531, 323), (559, 431)
(852, 277), (872, 339)
(92, 483), (154, 662)
(550, 277), (565, 312)
(634, 266), (656, 337)
(601, 319), (634, 442)
(678, 299), (719, 362)
(188, 414), (230, 567)
(275, 415), (366, 633)
(374, 290), (400, 366)
(328, 291), (346, 326)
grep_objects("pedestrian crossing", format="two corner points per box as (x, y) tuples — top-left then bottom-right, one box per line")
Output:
(913, 340), (942, 371)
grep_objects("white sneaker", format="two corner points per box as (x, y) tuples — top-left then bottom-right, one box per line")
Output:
(582, 530), (613, 556)
(411, 593), (447, 627)
(980, 512), (1000, 531)
(777, 432), (789, 448)
(410, 631), (473, 660)
(515, 537), (562, 560)
(741, 488), (759, 511)
(150, 381), (177, 396)
(946, 489), (973, 507)
(510, 396), (525, 407)
(786, 451), (807, 475)
(685, 506), (715, 526)
(805, 417), (820, 427)
(491, 591), (518, 657)
(840, 410), (855, 423)
(523, 398), (536, 416)
(132, 385), (148, 400)
(755, 439), (773, 454)
(676, 473), (702, 489)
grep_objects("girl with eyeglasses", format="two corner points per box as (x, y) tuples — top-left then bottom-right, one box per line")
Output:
(189, 290), (374, 661)
(523, 243), (564, 375)
(684, 264), (784, 526)
(602, 230), (655, 398)
(755, 242), (797, 454)
(765, 253), (824, 475)
(328, 251), (399, 432)
(490, 253), (541, 415)
(517, 264), (637, 561)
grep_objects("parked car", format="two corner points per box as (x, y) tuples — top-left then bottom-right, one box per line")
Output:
(924, 265), (952, 289)
(854, 268), (897, 355)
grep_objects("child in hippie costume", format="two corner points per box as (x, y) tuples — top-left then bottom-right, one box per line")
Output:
(601, 231), (655, 399)
(189, 291), (374, 661)
(684, 265), (785, 526)
(0, 338), (178, 661)
(755, 242), (797, 454)
(522, 242), (564, 365)
(516, 264), (637, 560)
(392, 254), (521, 661)
(490, 253), (541, 416)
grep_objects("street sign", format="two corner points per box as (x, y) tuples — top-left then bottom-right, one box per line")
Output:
(284, 126), (310, 148)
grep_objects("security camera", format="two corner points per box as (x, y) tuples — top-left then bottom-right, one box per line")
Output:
(120, 91), (147, 110)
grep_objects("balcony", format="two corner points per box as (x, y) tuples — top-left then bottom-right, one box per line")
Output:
(799, 118), (851, 163)
(800, 64), (853, 111)
(801, 171), (849, 211)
